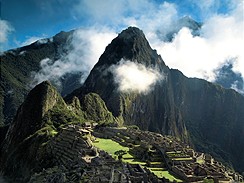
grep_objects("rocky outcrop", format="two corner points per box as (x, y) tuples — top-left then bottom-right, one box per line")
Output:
(2, 81), (64, 150)
(0, 81), (67, 181)
(67, 27), (185, 137)
(80, 92), (116, 124)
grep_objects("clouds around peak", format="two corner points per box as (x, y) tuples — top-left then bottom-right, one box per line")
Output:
(4, 0), (243, 93)
(111, 59), (163, 94)
(0, 19), (14, 50)
(156, 1), (243, 83)
(20, 36), (48, 47)
(30, 26), (116, 88)
(73, 0), (243, 93)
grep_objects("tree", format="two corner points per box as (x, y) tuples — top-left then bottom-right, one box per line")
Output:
(114, 150), (127, 160)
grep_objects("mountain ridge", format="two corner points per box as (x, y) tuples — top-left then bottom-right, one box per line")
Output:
(67, 27), (244, 172)
(0, 30), (81, 125)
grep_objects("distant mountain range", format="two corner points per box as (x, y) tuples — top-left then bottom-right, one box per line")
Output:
(1, 19), (244, 176)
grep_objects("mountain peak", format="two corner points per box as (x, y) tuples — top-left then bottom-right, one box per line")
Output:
(95, 26), (165, 68)
(117, 26), (145, 40)
(2, 81), (65, 152)
(68, 26), (167, 115)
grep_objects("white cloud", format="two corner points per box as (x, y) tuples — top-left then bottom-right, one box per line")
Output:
(74, 0), (155, 26)
(0, 19), (14, 43)
(20, 36), (45, 46)
(30, 26), (116, 87)
(152, 1), (244, 83)
(70, 27), (116, 82)
(123, 2), (178, 40)
(231, 81), (244, 94)
(111, 59), (163, 93)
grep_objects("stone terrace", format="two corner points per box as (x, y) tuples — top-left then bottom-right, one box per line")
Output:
(30, 125), (170, 182)
(93, 127), (243, 183)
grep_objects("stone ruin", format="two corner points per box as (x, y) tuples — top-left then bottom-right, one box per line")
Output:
(28, 125), (243, 182)
(93, 126), (243, 183)
(29, 125), (170, 183)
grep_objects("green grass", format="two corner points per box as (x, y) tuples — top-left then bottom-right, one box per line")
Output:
(93, 138), (145, 165)
(148, 168), (165, 171)
(149, 169), (182, 182)
(93, 138), (132, 159)
(124, 158), (146, 165)
(172, 157), (193, 161)
(197, 159), (205, 164)
(93, 138), (182, 182)
(150, 162), (162, 165)
(166, 151), (182, 154)
(166, 151), (189, 158)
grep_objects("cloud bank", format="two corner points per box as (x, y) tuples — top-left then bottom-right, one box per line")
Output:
(154, 1), (243, 83)
(31, 27), (116, 87)
(20, 36), (50, 47)
(0, 19), (14, 43)
(111, 59), (163, 93)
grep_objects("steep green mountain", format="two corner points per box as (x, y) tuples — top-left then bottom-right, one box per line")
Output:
(67, 27), (244, 172)
(0, 81), (67, 181)
(0, 30), (82, 125)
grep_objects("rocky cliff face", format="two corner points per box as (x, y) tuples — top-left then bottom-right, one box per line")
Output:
(0, 81), (67, 180)
(67, 27), (244, 172)
(68, 27), (187, 139)
(170, 69), (244, 171)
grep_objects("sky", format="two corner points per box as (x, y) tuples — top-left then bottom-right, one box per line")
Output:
(0, 0), (244, 93)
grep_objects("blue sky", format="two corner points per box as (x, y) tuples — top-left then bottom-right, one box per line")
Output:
(0, 0), (243, 93)
(0, 0), (238, 51)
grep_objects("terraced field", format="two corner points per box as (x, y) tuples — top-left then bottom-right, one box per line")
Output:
(93, 137), (182, 182)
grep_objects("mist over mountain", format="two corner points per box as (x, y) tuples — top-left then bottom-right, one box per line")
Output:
(67, 27), (244, 172)
(161, 16), (202, 42)
(214, 60), (244, 94)
(0, 30), (75, 125)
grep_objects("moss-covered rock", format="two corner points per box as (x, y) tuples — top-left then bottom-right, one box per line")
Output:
(80, 92), (116, 124)
(0, 81), (79, 181)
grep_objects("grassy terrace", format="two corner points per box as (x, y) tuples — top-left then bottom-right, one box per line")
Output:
(93, 137), (182, 182)
(172, 157), (193, 161)
(148, 168), (182, 182)
(197, 159), (205, 164)
(166, 151), (188, 157)
(93, 138), (132, 159)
